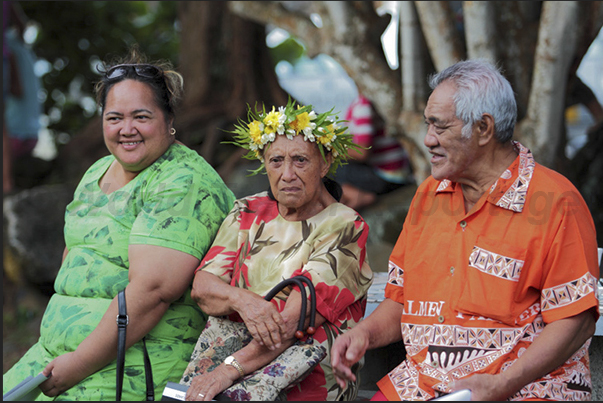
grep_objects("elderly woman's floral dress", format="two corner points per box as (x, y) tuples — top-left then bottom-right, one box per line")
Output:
(186, 191), (373, 401)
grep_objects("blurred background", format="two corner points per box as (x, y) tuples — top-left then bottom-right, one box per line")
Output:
(3, 1), (603, 373)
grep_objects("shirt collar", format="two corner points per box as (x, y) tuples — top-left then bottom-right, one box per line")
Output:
(435, 141), (535, 212)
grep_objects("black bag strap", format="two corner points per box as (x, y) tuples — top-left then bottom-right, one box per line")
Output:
(141, 337), (155, 400)
(116, 289), (155, 401)
(263, 276), (317, 342)
(116, 290), (128, 401)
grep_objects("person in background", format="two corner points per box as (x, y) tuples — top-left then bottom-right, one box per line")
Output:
(4, 26), (43, 171)
(182, 100), (373, 401)
(2, 46), (236, 400)
(330, 59), (599, 401)
(334, 94), (413, 210)
(3, 0), (26, 194)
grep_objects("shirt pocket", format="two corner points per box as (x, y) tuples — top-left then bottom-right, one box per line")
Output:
(455, 236), (527, 326)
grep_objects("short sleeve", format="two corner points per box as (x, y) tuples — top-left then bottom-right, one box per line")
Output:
(196, 203), (243, 283)
(129, 158), (235, 260)
(539, 190), (600, 323)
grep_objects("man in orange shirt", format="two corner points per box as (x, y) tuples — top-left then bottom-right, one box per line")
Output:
(330, 59), (600, 401)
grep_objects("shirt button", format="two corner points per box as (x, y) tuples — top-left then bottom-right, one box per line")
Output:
(431, 361), (439, 368)
(450, 266), (455, 275)
(438, 315), (445, 323)
(460, 220), (467, 228)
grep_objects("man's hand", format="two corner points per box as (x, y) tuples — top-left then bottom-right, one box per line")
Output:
(452, 373), (516, 401)
(450, 311), (596, 401)
(330, 327), (370, 388)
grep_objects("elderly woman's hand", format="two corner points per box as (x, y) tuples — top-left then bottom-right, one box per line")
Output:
(191, 271), (288, 350)
(236, 290), (287, 350)
(184, 363), (240, 401)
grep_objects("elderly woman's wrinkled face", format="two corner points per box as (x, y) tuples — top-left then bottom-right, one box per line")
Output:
(102, 79), (173, 174)
(265, 134), (330, 211)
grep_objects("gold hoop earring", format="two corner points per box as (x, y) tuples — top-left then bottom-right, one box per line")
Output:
(170, 128), (176, 136)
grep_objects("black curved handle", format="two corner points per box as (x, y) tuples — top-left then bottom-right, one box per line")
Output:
(264, 275), (317, 340)
(293, 276), (317, 332)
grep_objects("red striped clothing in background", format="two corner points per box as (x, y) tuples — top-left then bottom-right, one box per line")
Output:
(345, 95), (411, 184)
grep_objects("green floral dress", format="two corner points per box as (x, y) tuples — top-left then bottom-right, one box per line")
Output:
(2, 143), (235, 400)
(194, 192), (374, 401)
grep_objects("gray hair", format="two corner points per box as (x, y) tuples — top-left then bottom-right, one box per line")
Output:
(428, 59), (517, 143)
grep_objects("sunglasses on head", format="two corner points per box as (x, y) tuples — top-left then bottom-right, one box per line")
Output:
(105, 64), (163, 80)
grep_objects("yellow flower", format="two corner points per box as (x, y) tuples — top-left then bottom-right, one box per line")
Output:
(248, 120), (264, 145)
(289, 111), (311, 134)
(317, 124), (336, 146)
(263, 108), (283, 134)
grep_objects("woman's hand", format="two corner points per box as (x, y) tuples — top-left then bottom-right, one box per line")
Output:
(39, 352), (90, 397)
(191, 272), (287, 350)
(236, 291), (287, 350)
(36, 245), (200, 397)
(184, 363), (240, 401)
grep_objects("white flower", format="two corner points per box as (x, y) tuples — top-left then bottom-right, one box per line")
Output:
(302, 122), (316, 137)
(278, 111), (287, 124)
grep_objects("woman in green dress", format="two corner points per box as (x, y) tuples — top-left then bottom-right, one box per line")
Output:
(2, 47), (235, 400)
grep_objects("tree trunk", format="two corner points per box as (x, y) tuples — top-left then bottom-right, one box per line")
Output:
(414, 1), (464, 71)
(519, 1), (580, 167)
(178, 1), (222, 109)
(176, 1), (288, 169)
(463, 1), (497, 62)
(400, 1), (426, 112)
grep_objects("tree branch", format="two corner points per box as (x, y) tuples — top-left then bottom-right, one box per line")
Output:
(399, 1), (426, 112)
(463, 1), (497, 62)
(414, 1), (464, 72)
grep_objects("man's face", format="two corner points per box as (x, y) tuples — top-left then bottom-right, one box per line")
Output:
(423, 81), (477, 182)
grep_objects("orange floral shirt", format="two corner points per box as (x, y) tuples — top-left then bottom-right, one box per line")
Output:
(378, 142), (600, 401)
(198, 192), (373, 401)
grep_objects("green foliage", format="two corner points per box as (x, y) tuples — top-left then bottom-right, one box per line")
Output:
(18, 1), (180, 147)
(268, 37), (305, 66)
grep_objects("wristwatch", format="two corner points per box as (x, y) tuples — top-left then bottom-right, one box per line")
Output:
(224, 355), (245, 378)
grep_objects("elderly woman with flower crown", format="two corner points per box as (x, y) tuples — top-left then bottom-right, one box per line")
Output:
(182, 99), (374, 401)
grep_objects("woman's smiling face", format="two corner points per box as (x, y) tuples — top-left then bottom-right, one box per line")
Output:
(102, 79), (173, 175)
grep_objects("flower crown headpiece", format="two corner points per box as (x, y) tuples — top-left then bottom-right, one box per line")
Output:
(226, 98), (362, 176)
